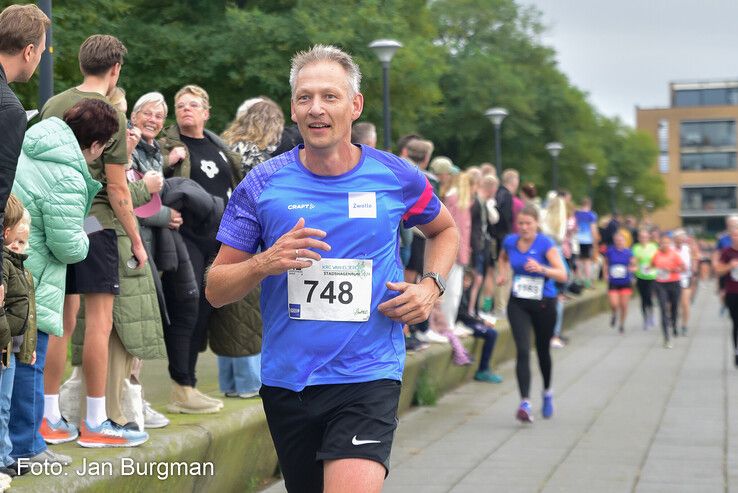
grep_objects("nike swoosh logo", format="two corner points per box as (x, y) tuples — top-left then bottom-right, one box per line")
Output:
(352, 435), (381, 446)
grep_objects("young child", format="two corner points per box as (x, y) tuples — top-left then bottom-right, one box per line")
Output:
(0, 196), (35, 479)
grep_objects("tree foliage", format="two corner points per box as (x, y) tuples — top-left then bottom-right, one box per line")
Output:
(1, 0), (664, 213)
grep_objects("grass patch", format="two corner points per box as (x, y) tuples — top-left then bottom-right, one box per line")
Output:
(413, 366), (437, 406)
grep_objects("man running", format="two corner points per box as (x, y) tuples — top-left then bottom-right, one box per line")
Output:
(206, 45), (458, 493)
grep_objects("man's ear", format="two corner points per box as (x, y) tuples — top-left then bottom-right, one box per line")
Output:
(22, 44), (35, 63)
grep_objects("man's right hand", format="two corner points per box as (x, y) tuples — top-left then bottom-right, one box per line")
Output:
(0, 284), (5, 307)
(131, 241), (148, 270)
(168, 146), (187, 167)
(255, 218), (330, 276)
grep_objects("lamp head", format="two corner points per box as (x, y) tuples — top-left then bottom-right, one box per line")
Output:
(584, 163), (597, 177)
(368, 39), (403, 64)
(606, 176), (619, 189)
(622, 185), (634, 198)
(485, 107), (508, 127)
(545, 142), (564, 158)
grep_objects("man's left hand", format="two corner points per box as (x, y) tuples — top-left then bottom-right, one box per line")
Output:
(378, 280), (439, 325)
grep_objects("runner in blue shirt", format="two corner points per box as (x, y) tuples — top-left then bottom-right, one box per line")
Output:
(206, 45), (458, 493)
(574, 198), (598, 288)
(496, 204), (567, 423)
(603, 231), (636, 334)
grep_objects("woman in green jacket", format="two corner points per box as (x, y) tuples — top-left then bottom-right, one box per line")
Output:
(9, 99), (118, 461)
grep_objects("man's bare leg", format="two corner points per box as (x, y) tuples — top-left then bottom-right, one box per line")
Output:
(81, 293), (115, 397)
(323, 458), (385, 493)
(44, 294), (80, 394)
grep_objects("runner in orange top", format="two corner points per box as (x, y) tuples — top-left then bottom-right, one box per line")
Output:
(651, 235), (685, 348)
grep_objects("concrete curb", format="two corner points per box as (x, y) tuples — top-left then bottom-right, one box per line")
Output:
(12, 287), (607, 492)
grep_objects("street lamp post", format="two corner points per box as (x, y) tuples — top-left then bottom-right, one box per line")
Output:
(368, 39), (402, 151)
(584, 163), (597, 199)
(485, 107), (508, 176)
(606, 176), (619, 214)
(635, 194), (645, 218)
(37, 0), (53, 108)
(545, 142), (564, 192)
(622, 186), (634, 213)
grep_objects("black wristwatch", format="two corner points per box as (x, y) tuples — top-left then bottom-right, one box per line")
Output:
(421, 272), (446, 296)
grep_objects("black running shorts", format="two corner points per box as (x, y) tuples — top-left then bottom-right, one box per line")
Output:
(66, 229), (120, 295)
(260, 379), (401, 493)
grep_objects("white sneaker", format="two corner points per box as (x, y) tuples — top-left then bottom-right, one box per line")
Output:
(414, 331), (431, 343)
(143, 401), (170, 429)
(453, 323), (474, 337)
(478, 312), (498, 325)
(425, 330), (449, 344)
(0, 472), (11, 491)
(550, 337), (565, 349)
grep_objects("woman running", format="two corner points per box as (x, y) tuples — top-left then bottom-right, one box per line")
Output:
(674, 229), (697, 336)
(633, 229), (658, 330)
(714, 227), (738, 367)
(497, 204), (567, 422)
(651, 235), (686, 348)
(603, 231), (635, 333)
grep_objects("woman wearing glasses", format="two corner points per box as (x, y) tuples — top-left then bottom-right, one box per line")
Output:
(159, 85), (242, 414)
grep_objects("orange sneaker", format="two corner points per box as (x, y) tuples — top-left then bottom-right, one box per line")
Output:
(40, 417), (79, 445)
(77, 419), (148, 448)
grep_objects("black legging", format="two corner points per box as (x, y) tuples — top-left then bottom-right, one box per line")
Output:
(458, 312), (498, 373)
(183, 234), (219, 388)
(655, 281), (680, 340)
(636, 277), (654, 318)
(507, 297), (556, 399)
(726, 293), (738, 352)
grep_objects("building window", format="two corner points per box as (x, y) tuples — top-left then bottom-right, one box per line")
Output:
(674, 88), (738, 107)
(680, 120), (736, 147)
(681, 152), (736, 170)
(681, 186), (736, 212)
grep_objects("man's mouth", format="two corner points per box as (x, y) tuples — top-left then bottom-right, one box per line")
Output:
(308, 123), (330, 129)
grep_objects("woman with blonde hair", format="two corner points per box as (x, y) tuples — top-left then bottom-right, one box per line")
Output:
(222, 97), (285, 174)
(541, 193), (569, 348)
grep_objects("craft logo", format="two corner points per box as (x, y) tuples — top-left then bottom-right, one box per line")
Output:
(288, 203), (315, 210)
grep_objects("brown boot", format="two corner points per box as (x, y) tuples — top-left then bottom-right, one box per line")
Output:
(167, 382), (220, 414)
(192, 388), (224, 409)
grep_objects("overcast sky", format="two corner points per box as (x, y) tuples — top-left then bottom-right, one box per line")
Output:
(518, 0), (738, 126)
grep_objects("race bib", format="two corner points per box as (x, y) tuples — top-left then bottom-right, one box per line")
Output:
(287, 258), (372, 322)
(512, 275), (544, 300)
(731, 267), (738, 282)
(640, 262), (655, 276)
(656, 269), (670, 281)
(609, 264), (628, 279)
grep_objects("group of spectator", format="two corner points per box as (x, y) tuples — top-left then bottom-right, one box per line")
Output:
(0, 5), (295, 479)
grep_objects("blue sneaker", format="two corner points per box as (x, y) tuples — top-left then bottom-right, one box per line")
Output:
(40, 417), (79, 444)
(474, 370), (503, 383)
(77, 419), (148, 448)
(542, 392), (554, 419)
(516, 401), (533, 423)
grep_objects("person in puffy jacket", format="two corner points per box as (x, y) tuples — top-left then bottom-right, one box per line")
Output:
(9, 99), (116, 466)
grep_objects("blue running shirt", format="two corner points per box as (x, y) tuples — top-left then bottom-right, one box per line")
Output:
(503, 233), (558, 299)
(575, 210), (597, 245)
(605, 246), (633, 287)
(217, 145), (441, 391)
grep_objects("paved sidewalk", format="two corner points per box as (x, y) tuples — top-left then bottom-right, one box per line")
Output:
(264, 282), (735, 492)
